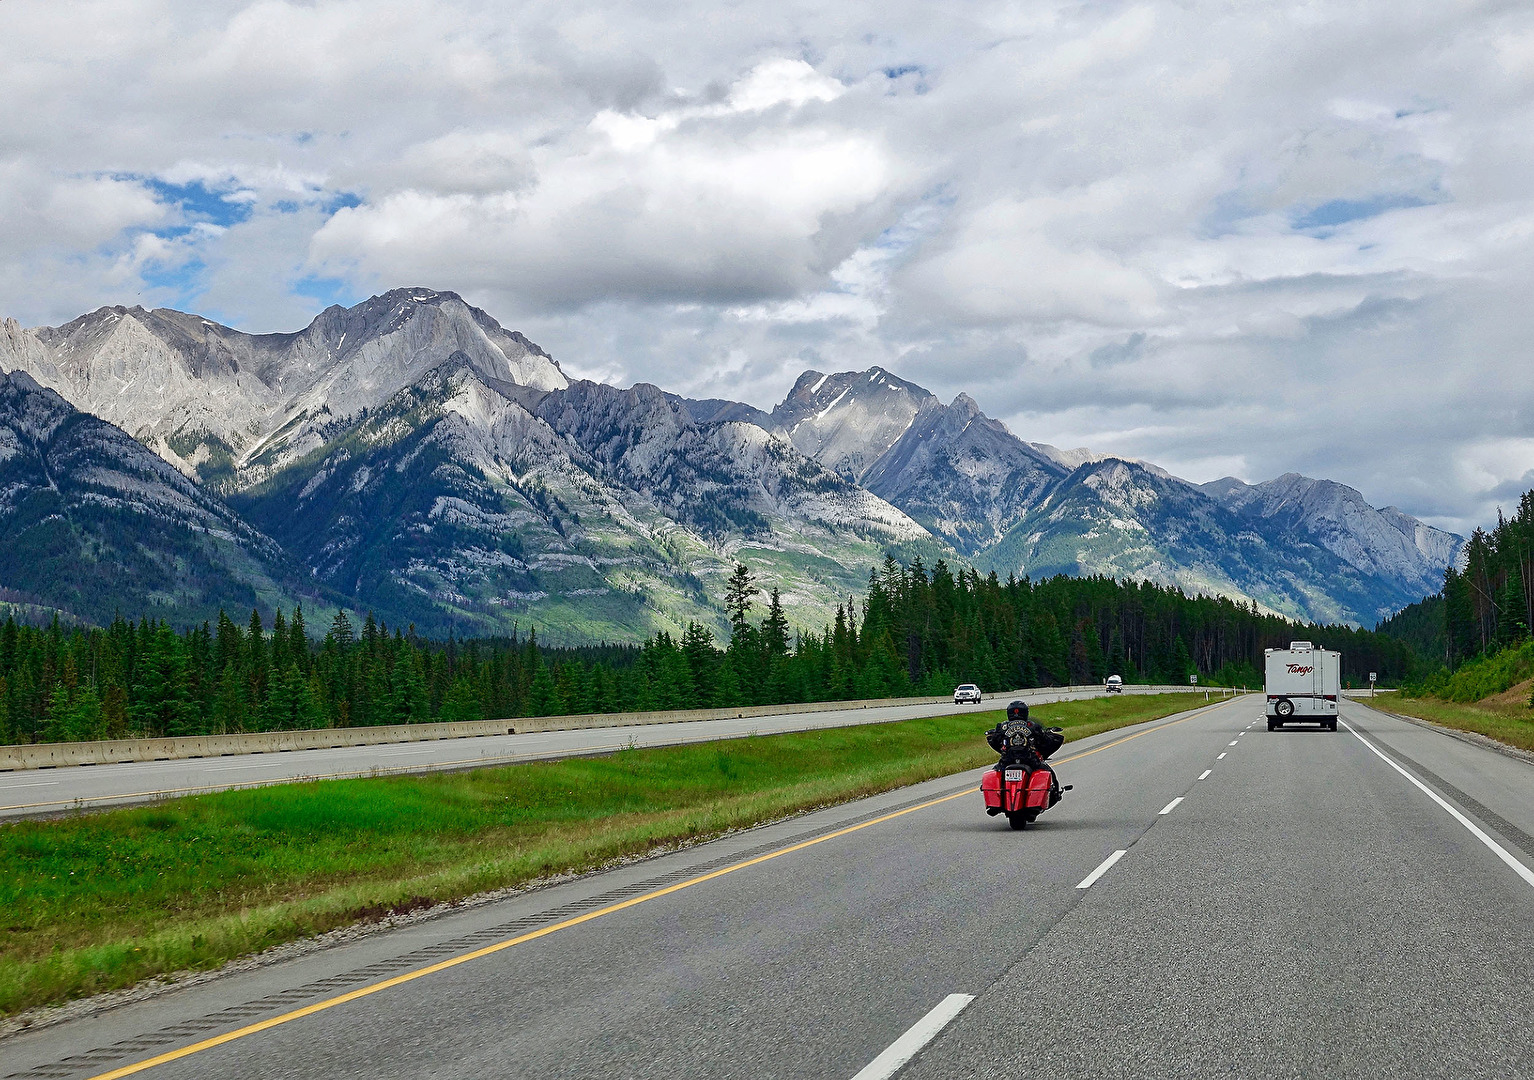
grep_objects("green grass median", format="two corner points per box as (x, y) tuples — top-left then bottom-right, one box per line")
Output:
(1, 692), (1205, 1018)
(1374, 692), (1534, 753)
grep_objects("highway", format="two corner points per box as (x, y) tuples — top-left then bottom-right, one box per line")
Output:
(3, 697), (1532, 1079)
(0, 686), (1184, 820)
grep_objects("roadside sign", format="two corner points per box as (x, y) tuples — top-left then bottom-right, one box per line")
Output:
(1369, 672), (1376, 683)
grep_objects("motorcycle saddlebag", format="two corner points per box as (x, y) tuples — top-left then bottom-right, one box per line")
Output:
(980, 768), (1004, 810)
(1024, 768), (1053, 810)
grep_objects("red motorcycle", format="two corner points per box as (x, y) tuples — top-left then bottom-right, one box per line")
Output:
(981, 766), (1053, 829)
(982, 705), (1071, 830)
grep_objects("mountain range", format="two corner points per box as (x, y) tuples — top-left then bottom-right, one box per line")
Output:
(0, 288), (1462, 639)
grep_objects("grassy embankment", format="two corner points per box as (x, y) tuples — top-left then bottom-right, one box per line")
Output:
(1383, 691), (1534, 753)
(1381, 640), (1534, 752)
(0, 692), (1204, 1018)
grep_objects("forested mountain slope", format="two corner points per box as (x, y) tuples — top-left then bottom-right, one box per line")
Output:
(0, 370), (326, 626)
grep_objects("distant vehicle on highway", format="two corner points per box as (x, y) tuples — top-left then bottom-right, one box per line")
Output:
(1265, 641), (1340, 731)
(1105, 674), (1123, 693)
(954, 684), (982, 704)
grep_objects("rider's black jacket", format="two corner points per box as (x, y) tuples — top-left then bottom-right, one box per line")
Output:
(986, 717), (1047, 770)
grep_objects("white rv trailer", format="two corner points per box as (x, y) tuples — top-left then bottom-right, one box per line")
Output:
(1264, 641), (1341, 731)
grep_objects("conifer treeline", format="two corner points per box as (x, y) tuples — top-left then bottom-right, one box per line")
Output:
(0, 558), (1416, 745)
(1440, 489), (1534, 666)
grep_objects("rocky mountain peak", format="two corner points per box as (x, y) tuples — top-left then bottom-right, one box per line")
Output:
(950, 392), (982, 416)
(0, 289), (568, 489)
(1198, 471), (1464, 597)
(0, 290), (1472, 633)
(770, 366), (938, 481)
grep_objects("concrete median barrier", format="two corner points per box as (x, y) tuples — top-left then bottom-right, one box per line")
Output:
(0, 684), (1198, 771)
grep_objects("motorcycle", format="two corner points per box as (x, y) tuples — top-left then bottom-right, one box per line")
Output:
(981, 714), (1072, 830)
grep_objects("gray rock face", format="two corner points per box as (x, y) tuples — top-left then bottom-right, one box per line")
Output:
(232, 358), (926, 638)
(1199, 473), (1464, 602)
(0, 292), (1467, 635)
(860, 394), (1065, 554)
(0, 369), (310, 624)
(772, 367), (936, 481)
(769, 368), (1064, 553)
(0, 288), (567, 489)
(767, 367), (1464, 624)
(975, 457), (1392, 624)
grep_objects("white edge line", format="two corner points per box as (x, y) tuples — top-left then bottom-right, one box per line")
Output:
(1340, 719), (1534, 890)
(1158, 797), (1184, 815)
(1198, 769), (1212, 780)
(1076, 849), (1128, 889)
(850, 993), (975, 1080)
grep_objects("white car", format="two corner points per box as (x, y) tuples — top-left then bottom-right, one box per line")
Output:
(1105, 675), (1123, 693)
(954, 684), (982, 704)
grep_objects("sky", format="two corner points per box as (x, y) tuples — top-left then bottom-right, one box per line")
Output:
(3, 0), (1533, 535)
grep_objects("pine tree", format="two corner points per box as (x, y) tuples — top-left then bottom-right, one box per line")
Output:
(213, 665), (247, 733)
(681, 622), (718, 705)
(245, 609), (268, 703)
(289, 605), (309, 674)
(327, 610), (355, 651)
(724, 563), (759, 639)
(132, 626), (196, 737)
(527, 661), (561, 716)
(762, 588), (790, 657)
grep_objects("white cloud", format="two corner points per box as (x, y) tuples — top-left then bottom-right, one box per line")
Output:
(310, 63), (891, 304)
(3, 0), (1534, 536)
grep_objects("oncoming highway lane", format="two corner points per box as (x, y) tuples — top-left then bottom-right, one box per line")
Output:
(3, 698), (1531, 1079)
(0, 686), (1171, 820)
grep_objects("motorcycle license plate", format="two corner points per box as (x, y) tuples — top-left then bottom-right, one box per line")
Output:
(1004, 769), (1024, 781)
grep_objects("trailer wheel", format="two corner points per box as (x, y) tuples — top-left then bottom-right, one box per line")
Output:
(1274, 698), (1295, 718)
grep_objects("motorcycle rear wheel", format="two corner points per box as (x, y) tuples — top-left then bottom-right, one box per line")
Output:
(1007, 812), (1028, 830)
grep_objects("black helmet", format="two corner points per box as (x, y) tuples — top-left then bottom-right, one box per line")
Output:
(1006, 700), (1029, 723)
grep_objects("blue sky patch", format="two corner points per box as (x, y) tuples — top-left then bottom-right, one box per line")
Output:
(293, 274), (364, 310)
(1292, 194), (1430, 232)
(141, 257), (206, 295)
(138, 177), (255, 228)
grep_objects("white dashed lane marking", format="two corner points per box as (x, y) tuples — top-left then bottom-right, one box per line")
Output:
(1076, 850), (1129, 890)
(850, 994), (976, 1080)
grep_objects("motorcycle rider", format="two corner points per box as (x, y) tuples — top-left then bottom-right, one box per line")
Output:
(986, 700), (1062, 794)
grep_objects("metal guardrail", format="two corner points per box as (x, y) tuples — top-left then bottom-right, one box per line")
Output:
(0, 683), (1197, 771)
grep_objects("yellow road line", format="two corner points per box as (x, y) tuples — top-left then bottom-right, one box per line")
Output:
(79, 695), (1233, 1079)
(83, 786), (974, 1080)
(5, 694), (1234, 813)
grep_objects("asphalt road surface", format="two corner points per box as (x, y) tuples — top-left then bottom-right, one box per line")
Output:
(4, 697), (1532, 1080)
(0, 686), (1188, 820)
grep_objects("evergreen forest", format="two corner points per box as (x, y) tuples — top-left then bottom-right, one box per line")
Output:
(0, 557), (1420, 745)
(1437, 489), (1534, 666)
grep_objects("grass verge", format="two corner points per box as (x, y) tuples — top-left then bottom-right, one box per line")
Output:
(0, 692), (1205, 1018)
(1378, 686), (1534, 753)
